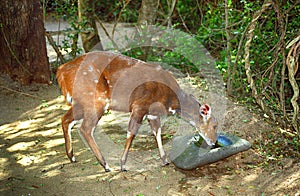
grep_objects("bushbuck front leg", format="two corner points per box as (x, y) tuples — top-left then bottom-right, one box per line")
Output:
(121, 109), (144, 171)
(80, 108), (111, 172)
(148, 117), (170, 165)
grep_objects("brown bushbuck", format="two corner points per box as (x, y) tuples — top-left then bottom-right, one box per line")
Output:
(56, 51), (218, 172)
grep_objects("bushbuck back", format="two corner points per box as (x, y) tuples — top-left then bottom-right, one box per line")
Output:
(56, 51), (218, 172)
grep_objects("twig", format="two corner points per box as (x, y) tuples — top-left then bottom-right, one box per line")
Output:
(176, 8), (192, 33)
(244, 0), (273, 115)
(45, 31), (65, 63)
(286, 39), (300, 133)
(224, 0), (232, 95)
(94, 15), (120, 51)
(273, 0), (287, 118)
(0, 85), (41, 99)
(1, 24), (32, 75)
(112, 0), (131, 39)
(161, 0), (177, 28)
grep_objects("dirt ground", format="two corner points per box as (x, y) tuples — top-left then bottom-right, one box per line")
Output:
(0, 71), (299, 196)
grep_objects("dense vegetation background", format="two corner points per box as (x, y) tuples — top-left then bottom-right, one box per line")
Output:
(45, 0), (299, 128)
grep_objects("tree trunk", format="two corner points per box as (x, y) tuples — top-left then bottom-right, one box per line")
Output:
(137, 0), (160, 26)
(78, 0), (103, 52)
(136, 0), (160, 61)
(0, 0), (50, 85)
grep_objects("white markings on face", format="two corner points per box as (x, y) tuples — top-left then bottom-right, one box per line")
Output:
(147, 115), (158, 120)
(168, 107), (176, 115)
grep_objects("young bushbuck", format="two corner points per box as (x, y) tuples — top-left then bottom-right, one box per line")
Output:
(56, 51), (218, 172)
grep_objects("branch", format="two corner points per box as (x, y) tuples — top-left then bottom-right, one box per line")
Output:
(1, 24), (32, 75)
(224, 0), (232, 94)
(286, 37), (300, 133)
(0, 85), (41, 99)
(45, 31), (65, 63)
(112, 0), (131, 38)
(244, 0), (273, 114)
(94, 15), (120, 51)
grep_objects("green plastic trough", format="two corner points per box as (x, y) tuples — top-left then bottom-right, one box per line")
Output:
(170, 132), (251, 170)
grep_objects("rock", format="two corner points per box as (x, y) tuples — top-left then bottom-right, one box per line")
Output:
(170, 132), (251, 170)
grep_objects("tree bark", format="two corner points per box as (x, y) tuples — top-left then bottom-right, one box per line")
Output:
(136, 0), (160, 61)
(0, 0), (50, 85)
(78, 0), (103, 52)
(138, 0), (160, 26)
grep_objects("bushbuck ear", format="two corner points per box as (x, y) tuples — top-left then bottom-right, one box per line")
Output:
(199, 104), (211, 120)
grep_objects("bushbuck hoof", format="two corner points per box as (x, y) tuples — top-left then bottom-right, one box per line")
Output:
(105, 168), (111, 172)
(69, 156), (76, 163)
(162, 156), (170, 166)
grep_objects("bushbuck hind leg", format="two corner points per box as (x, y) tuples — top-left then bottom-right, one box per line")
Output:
(79, 107), (111, 172)
(148, 117), (170, 165)
(120, 108), (145, 172)
(62, 107), (78, 162)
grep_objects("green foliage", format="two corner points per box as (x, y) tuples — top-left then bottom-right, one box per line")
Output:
(95, 0), (140, 22)
(254, 130), (300, 162)
(47, 0), (83, 57)
(123, 47), (198, 73)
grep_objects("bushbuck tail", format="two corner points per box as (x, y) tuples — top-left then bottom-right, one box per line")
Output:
(56, 51), (218, 172)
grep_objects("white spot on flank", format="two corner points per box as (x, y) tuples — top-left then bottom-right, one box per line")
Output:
(94, 79), (98, 83)
(107, 80), (110, 84)
(89, 92), (94, 95)
(147, 115), (158, 120)
(88, 66), (94, 72)
(83, 71), (87, 75)
(168, 107), (176, 115)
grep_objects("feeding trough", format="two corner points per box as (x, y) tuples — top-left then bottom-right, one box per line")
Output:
(170, 132), (251, 170)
